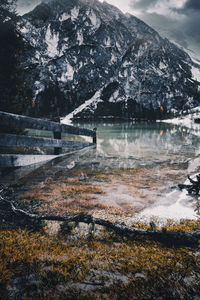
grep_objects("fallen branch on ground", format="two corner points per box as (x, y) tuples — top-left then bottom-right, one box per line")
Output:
(178, 174), (200, 195)
(0, 196), (199, 247)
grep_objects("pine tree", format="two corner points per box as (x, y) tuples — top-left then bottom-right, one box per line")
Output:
(0, 0), (30, 114)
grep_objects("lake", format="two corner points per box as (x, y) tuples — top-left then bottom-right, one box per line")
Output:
(68, 121), (200, 223)
(71, 121), (199, 167)
(11, 120), (200, 223)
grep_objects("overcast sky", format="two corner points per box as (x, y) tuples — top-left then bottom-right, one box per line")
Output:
(17, 0), (200, 57)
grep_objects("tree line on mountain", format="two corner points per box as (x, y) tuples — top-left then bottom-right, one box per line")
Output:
(0, 0), (31, 116)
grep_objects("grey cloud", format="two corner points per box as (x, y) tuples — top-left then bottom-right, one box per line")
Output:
(138, 12), (189, 48)
(129, 0), (200, 55)
(131, 0), (158, 10)
(173, 0), (200, 14)
(185, 0), (200, 10)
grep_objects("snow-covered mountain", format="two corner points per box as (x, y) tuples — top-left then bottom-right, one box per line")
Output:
(21, 0), (200, 120)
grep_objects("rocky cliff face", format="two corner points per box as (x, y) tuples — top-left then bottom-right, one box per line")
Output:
(21, 0), (200, 120)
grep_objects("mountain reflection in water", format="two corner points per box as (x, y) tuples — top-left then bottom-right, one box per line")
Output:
(72, 121), (200, 222)
(74, 121), (199, 168)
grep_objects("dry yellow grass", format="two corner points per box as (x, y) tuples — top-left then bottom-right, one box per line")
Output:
(0, 220), (199, 299)
(1, 162), (200, 299)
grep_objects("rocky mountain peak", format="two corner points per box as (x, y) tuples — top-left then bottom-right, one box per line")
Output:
(21, 0), (200, 120)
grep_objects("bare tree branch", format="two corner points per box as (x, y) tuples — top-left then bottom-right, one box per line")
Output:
(0, 197), (199, 247)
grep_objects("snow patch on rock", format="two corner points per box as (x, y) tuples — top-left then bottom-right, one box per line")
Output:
(45, 25), (59, 58)
(71, 7), (80, 21)
(159, 61), (167, 69)
(191, 65), (200, 82)
(59, 13), (70, 22)
(66, 63), (74, 80)
(109, 90), (119, 102)
(33, 81), (45, 100)
(89, 10), (101, 29)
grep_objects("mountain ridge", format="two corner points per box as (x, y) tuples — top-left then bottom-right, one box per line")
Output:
(21, 0), (200, 120)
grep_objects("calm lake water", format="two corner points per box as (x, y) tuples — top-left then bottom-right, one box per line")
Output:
(72, 121), (200, 169)
(26, 121), (200, 222)
(68, 121), (200, 222)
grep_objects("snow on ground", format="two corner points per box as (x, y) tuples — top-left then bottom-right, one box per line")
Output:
(162, 106), (200, 137)
(61, 91), (101, 124)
